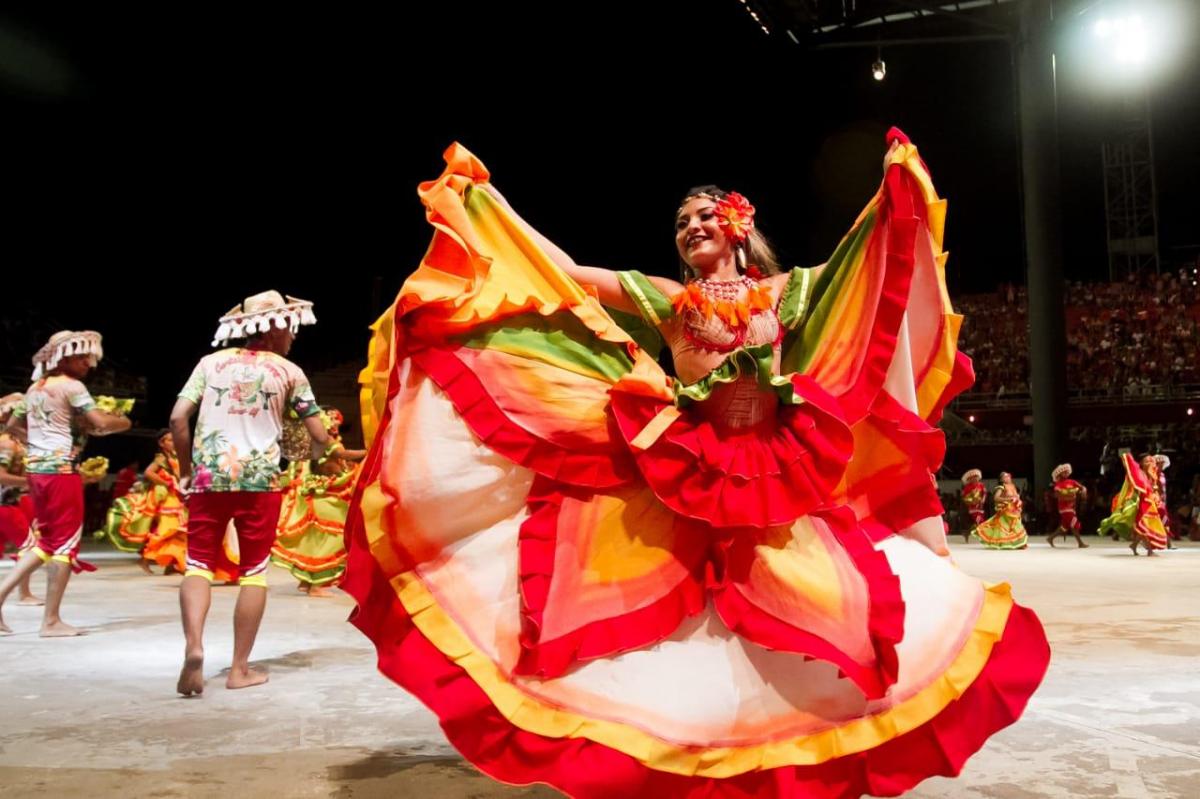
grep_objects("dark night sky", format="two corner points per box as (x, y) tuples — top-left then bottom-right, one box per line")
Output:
(2, 1), (1198, 426)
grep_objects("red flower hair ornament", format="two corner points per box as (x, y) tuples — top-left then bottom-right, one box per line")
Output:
(713, 192), (755, 245)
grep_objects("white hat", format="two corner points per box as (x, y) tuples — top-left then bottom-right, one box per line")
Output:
(961, 468), (982, 484)
(32, 331), (103, 380)
(211, 290), (316, 348)
(1052, 463), (1072, 481)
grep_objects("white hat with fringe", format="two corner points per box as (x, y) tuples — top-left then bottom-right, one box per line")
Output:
(211, 290), (316, 348)
(31, 331), (103, 380)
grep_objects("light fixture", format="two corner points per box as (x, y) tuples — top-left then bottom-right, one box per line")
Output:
(737, 0), (770, 36)
(871, 47), (886, 81)
(1076, 5), (1184, 92)
(1092, 14), (1148, 65)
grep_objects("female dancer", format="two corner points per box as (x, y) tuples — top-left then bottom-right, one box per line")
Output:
(343, 131), (1048, 797)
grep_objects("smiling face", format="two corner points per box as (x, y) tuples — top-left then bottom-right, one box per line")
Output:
(675, 196), (733, 274)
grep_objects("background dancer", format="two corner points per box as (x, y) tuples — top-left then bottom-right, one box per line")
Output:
(0, 332), (132, 636)
(1048, 463), (1088, 548)
(961, 468), (987, 543)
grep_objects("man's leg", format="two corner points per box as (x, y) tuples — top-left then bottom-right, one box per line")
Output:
(17, 568), (43, 604)
(2, 505), (42, 604)
(40, 557), (80, 637)
(227, 584), (269, 689)
(0, 549), (46, 634)
(176, 492), (228, 696)
(178, 573), (212, 695)
(26, 475), (85, 636)
(225, 492), (283, 689)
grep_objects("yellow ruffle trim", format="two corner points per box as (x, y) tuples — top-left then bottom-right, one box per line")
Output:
(361, 481), (1014, 778)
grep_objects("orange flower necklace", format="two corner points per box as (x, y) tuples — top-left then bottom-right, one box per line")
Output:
(672, 268), (775, 333)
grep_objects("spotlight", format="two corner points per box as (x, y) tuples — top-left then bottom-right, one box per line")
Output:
(1188, 408), (1194, 417)
(968, 415), (976, 423)
(1078, 5), (1183, 90)
(871, 58), (886, 81)
(1092, 14), (1149, 65)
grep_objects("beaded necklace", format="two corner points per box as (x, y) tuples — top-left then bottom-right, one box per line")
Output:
(671, 273), (779, 353)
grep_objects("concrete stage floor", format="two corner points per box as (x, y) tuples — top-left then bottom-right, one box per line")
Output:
(1, 539), (1197, 798)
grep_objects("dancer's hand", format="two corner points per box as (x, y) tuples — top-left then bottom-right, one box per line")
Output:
(178, 474), (193, 495)
(884, 139), (903, 170)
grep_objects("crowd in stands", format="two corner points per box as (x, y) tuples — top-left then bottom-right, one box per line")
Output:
(957, 268), (1200, 397)
(949, 269), (1200, 539)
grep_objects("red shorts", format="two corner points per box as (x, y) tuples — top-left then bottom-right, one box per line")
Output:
(0, 495), (33, 552)
(186, 491), (282, 586)
(1058, 509), (1079, 532)
(28, 473), (89, 570)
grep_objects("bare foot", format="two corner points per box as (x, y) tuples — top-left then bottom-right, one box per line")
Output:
(18, 595), (45, 606)
(306, 585), (333, 598)
(1129, 541), (1139, 556)
(177, 651), (205, 696)
(226, 666), (269, 690)
(1078, 541), (1089, 548)
(0, 619), (12, 635)
(296, 582), (310, 594)
(1047, 535), (1057, 548)
(139, 559), (153, 575)
(39, 621), (85, 638)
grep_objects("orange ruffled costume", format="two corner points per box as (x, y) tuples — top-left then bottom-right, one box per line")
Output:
(343, 129), (1049, 798)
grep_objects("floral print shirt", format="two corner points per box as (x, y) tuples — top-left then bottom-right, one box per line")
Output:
(15, 376), (95, 474)
(179, 348), (320, 492)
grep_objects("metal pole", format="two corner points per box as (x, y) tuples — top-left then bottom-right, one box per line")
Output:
(1145, 88), (1161, 274)
(1017, 0), (1067, 489)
